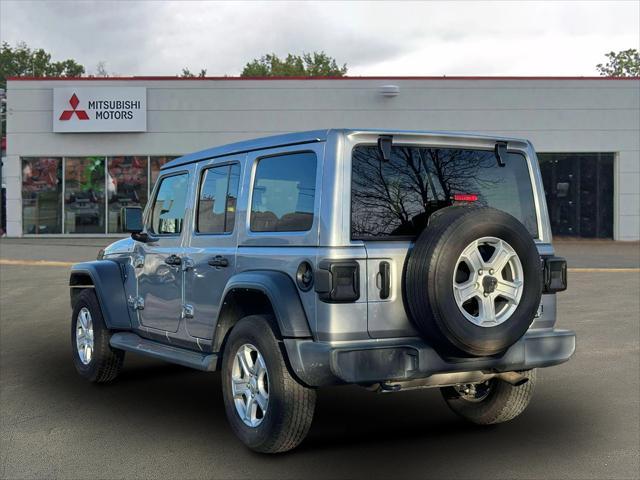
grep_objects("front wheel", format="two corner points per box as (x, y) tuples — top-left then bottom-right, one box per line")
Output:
(71, 289), (124, 383)
(221, 315), (316, 453)
(441, 369), (537, 425)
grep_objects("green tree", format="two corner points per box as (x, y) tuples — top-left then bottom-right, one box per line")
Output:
(0, 42), (85, 137)
(241, 52), (347, 77)
(180, 67), (207, 78)
(0, 41), (85, 88)
(596, 49), (640, 77)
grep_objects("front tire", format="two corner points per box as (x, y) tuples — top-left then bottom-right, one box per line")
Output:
(441, 369), (537, 425)
(71, 289), (124, 383)
(221, 315), (316, 453)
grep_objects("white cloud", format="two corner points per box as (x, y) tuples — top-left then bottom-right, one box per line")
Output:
(1, 0), (638, 76)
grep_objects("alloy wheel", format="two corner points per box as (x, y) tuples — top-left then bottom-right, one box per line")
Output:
(452, 236), (524, 327)
(231, 343), (270, 427)
(76, 307), (94, 365)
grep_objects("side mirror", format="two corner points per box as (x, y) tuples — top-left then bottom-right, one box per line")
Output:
(122, 206), (143, 234)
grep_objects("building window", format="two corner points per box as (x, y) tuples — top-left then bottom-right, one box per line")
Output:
(250, 152), (317, 232)
(538, 153), (614, 238)
(107, 156), (148, 233)
(197, 164), (240, 234)
(21, 154), (181, 235)
(21, 157), (62, 234)
(64, 157), (106, 234)
(149, 173), (189, 235)
(150, 156), (177, 189)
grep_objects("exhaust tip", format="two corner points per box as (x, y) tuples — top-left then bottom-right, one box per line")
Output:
(496, 371), (529, 386)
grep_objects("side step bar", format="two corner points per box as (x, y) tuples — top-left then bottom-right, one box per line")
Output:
(110, 332), (218, 371)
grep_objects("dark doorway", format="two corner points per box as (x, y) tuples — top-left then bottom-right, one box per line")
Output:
(538, 153), (614, 238)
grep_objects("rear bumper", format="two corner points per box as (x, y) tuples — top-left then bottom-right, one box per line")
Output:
(284, 328), (576, 387)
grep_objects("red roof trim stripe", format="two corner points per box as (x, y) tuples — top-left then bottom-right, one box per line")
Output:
(6, 75), (640, 81)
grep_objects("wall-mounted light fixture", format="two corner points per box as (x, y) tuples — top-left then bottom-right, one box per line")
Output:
(379, 84), (400, 97)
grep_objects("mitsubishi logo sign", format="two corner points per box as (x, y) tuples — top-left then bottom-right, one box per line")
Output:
(59, 93), (89, 121)
(53, 87), (147, 133)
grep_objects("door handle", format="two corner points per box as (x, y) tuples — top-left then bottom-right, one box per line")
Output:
(164, 254), (182, 266)
(378, 261), (390, 299)
(208, 255), (229, 268)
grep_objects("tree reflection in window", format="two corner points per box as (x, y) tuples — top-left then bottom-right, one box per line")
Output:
(351, 146), (537, 239)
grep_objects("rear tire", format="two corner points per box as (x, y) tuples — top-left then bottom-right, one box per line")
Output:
(405, 206), (542, 357)
(71, 289), (124, 383)
(441, 369), (537, 425)
(221, 315), (316, 453)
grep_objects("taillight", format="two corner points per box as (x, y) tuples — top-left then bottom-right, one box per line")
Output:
(543, 256), (568, 293)
(452, 193), (478, 202)
(315, 260), (360, 303)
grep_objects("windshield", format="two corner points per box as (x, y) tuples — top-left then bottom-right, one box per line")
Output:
(351, 145), (538, 240)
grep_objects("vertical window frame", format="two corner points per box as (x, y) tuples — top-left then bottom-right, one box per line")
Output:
(62, 156), (107, 235)
(20, 156), (64, 235)
(249, 150), (318, 233)
(194, 161), (241, 236)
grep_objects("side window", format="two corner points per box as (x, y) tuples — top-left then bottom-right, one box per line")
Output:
(149, 173), (189, 235)
(197, 163), (240, 234)
(250, 152), (317, 232)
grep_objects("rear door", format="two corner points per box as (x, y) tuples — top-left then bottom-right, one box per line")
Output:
(350, 144), (540, 339)
(183, 159), (242, 340)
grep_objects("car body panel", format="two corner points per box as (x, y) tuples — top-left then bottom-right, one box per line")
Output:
(76, 128), (573, 381)
(219, 270), (312, 338)
(69, 260), (133, 330)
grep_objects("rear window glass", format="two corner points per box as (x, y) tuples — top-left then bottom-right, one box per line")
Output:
(250, 152), (317, 232)
(351, 146), (538, 239)
(197, 164), (240, 234)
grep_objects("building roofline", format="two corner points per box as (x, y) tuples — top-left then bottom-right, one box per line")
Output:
(6, 75), (640, 81)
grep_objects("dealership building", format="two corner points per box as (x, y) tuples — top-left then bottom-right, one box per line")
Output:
(3, 76), (639, 240)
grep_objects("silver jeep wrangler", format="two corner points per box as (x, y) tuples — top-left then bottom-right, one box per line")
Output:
(69, 129), (574, 453)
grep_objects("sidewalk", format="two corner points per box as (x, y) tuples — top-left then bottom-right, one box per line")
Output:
(1, 237), (638, 268)
(0, 237), (114, 263)
(554, 240), (640, 268)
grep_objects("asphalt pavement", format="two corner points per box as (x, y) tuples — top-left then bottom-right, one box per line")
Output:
(0, 239), (638, 479)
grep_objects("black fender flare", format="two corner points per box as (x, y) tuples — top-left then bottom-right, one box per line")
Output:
(219, 271), (312, 338)
(69, 261), (133, 330)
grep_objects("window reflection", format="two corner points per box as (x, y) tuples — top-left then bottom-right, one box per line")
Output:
(250, 152), (317, 232)
(351, 146), (538, 239)
(151, 174), (189, 235)
(197, 164), (240, 234)
(150, 156), (177, 189)
(107, 156), (148, 233)
(538, 153), (613, 238)
(64, 157), (105, 233)
(22, 155), (182, 235)
(22, 157), (62, 234)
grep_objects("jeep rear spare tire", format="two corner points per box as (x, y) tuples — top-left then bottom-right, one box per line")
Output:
(405, 206), (542, 357)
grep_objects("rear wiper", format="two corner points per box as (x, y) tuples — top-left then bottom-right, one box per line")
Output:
(377, 135), (393, 162)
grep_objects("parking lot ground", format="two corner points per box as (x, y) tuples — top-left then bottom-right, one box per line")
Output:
(2, 237), (638, 268)
(0, 240), (639, 479)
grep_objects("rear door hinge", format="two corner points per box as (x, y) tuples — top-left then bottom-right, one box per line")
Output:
(127, 295), (145, 310)
(182, 304), (194, 319)
(181, 257), (195, 272)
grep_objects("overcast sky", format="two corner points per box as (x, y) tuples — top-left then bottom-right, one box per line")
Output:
(1, 0), (638, 77)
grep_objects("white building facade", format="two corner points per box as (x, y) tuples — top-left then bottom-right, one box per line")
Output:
(4, 76), (639, 240)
